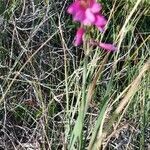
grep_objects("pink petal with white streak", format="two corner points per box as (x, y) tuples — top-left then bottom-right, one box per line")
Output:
(85, 8), (95, 23)
(73, 27), (85, 46)
(99, 43), (117, 51)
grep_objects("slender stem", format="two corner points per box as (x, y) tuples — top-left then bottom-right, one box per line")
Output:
(79, 55), (88, 149)
(82, 55), (88, 113)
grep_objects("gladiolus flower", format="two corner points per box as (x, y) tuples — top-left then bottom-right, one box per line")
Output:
(73, 27), (85, 46)
(99, 43), (117, 51)
(67, 0), (106, 31)
(67, 1), (117, 51)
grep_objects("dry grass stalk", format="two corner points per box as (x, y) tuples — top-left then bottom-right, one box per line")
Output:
(95, 58), (150, 149)
(115, 58), (150, 114)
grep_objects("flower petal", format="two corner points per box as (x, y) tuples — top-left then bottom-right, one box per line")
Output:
(67, 1), (80, 15)
(90, 3), (102, 13)
(83, 18), (93, 25)
(73, 10), (86, 22)
(73, 27), (85, 46)
(67, 3), (76, 15)
(99, 43), (117, 51)
(95, 15), (107, 31)
(85, 8), (95, 23)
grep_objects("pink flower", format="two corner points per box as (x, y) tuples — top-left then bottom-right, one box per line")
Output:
(67, 0), (106, 31)
(67, 1), (117, 51)
(99, 43), (117, 51)
(73, 27), (85, 46)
